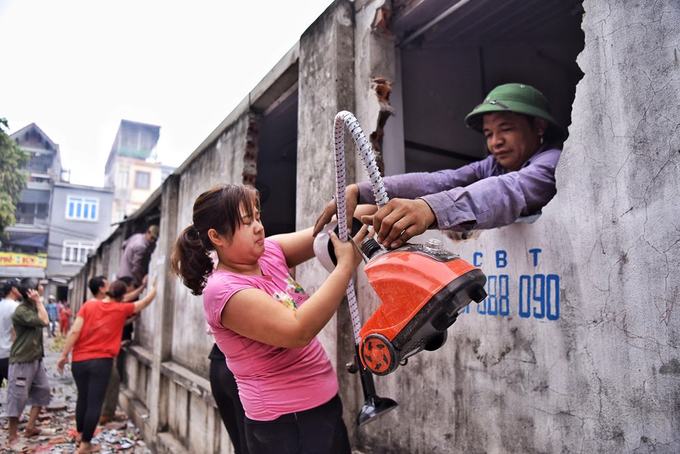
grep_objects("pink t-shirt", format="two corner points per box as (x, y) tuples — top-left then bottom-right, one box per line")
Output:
(203, 238), (338, 421)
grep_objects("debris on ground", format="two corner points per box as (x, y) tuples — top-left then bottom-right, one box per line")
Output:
(0, 336), (150, 453)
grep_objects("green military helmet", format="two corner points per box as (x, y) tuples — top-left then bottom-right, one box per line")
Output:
(464, 83), (567, 142)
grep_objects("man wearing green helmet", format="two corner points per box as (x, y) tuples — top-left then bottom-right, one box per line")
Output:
(314, 83), (566, 248)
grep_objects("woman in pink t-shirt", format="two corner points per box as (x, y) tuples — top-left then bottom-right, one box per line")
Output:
(171, 184), (366, 454)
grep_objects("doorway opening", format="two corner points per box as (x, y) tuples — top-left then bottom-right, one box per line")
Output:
(255, 86), (299, 236)
(394, 0), (584, 173)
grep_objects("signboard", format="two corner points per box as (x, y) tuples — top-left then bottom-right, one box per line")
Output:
(0, 252), (48, 268)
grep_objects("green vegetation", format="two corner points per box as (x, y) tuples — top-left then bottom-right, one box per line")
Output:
(0, 118), (28, 235)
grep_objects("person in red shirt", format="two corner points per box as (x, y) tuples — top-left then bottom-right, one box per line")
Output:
(99, 275), (143, 425)
(59, 301), (72, 336)
(57, 276), (156, 454)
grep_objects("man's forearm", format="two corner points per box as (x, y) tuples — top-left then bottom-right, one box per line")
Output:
(358, 164), (481, 204)
(36, 303), (49, 325)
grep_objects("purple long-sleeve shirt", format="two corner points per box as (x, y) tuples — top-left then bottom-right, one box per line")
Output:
(118, 233), (156, 285)
(357, 147), (561, 232)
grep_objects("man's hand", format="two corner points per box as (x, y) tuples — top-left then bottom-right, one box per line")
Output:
(313, 184), (360, 236)
(27, 289), (41, 306)
(30, 289), (49, 325)
(361, 198), (436, 249)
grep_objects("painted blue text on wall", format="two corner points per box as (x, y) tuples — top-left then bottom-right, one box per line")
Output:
(461, 248), (560, 320)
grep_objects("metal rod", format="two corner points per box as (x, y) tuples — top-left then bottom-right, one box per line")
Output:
(399, 0), (472, 48)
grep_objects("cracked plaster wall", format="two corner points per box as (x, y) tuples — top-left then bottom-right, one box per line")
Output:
(346, 1), (680, 453)
(170, 114), (250, 375)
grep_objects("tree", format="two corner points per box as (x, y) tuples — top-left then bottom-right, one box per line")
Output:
(0, 118), (28, 235)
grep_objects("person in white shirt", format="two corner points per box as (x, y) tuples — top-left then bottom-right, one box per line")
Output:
(0, 279), (22, 386)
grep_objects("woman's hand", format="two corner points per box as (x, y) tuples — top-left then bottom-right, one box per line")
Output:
(329, 224), (369, 270)
(56, 355), (68, 375)
(313, 184), (360, 236)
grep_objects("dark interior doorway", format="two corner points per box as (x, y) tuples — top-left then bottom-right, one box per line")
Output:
(57, 285), (68, 302)
(255, 88), (299, 236)
(394, 0), (585, 172)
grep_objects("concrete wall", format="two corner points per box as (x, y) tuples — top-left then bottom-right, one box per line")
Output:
(296, 0), (355, 364)
(171, 113), (250, 374)
(295, 4), (363, 444)
(68, 0), (679, 452)
(346, 1), (680, 453)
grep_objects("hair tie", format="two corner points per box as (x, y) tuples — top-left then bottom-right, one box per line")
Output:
(187, 224), (210, 250)
(187, 224), (201, 240)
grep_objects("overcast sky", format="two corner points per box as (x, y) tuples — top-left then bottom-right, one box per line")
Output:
(0, 0), (333, 186)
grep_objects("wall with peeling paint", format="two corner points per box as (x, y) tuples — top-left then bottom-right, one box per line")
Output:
(341, 1), (680, 453)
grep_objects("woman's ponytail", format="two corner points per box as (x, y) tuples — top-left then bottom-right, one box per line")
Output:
(171, 224), (213, 295)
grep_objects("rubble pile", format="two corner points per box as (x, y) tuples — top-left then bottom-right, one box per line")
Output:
(1, 337), (150, 453)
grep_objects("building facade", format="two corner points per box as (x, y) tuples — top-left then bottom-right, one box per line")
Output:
(104, 119), (174, 223)
(45, 182), (113, 300)
(1, 123), (114, 301)
(1, 124), (62, 280)
(69, 1), (680, 453)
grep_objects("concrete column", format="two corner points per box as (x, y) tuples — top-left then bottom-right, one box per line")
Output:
(296, 0), (358, 435)
(354, 0), (405, 178)
(344, 0), (407, 442)
(148, 174), (180, 438)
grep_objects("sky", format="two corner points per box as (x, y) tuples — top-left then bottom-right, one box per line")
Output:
(0, 0), (334, 187)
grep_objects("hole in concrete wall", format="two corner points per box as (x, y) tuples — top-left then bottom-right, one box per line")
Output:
(255, 88), (298, 236)
(395, 0), (584, 172)
(56, 285), (68, 301)
(121, 205), (161, 240)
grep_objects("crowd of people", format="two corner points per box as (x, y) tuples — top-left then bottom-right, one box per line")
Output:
(0, 225), (159, 452)
(2, 82), (563, 453)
